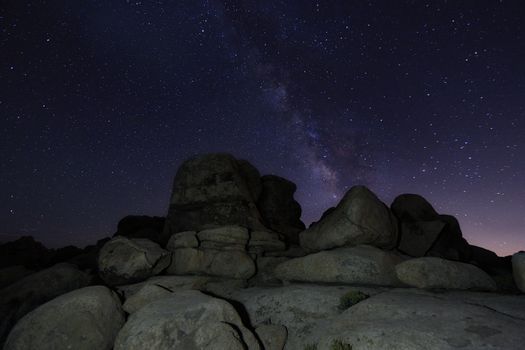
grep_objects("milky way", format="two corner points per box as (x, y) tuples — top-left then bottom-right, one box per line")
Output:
(1, 1), (524, 256)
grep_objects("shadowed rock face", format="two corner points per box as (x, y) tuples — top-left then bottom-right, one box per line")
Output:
(257, 175), (305, 244)
(4, 286), (125, 350)
(0, 263), (92, 345)
(391, 194), (471, 261)
(163, 154), (266, 235)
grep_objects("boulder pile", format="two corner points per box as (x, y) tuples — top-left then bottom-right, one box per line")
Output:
(1, 153), (524, 350)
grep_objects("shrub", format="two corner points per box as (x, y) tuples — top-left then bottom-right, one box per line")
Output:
(304, 343), (318, 350)
(331, 339), (353, 350)
(338, 290), (369, 310)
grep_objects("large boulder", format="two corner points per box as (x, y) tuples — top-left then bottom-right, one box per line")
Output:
(4, 286), (125, 350)
(257, 175), (305, 244)
(167, 247), (255, 279)
(163, 154), (266, 236)
(275, 245), (404, 286)
(300, 186), (398, 251)
(397, 220), (445, 257)
(512, 252), (525, 292)
(114, 290), (260, 350)
(0, 263), (92, 345)
(314, 289), (525, 350)
(391, 194), (471, 260)
(391, 194), (440, 222)
(395, 257), (497, 291)
(114, 215), (167, 246)
(427, 214), (471, 261)
(98, 237), (171, 286)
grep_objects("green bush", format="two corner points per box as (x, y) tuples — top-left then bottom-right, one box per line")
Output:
(331, 339), (353, 350)
(304, 344), (318, 350)
(338, 290), (369, 310)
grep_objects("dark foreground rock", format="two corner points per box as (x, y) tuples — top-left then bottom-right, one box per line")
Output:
(4, 286), (125, 350)
(0, 263), (92, 345)
(257, 175), (305, 244)
(391, 194), (471, 261)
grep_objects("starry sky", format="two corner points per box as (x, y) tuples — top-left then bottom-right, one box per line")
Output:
(1, 1), (524, 256)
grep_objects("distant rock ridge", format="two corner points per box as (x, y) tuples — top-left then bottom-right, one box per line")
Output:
(1, 152), (524, 350)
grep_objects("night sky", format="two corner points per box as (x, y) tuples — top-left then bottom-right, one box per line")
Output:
(1, 1), (524, 256)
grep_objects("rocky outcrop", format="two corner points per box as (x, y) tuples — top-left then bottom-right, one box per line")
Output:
(315, 289), (525, 349)
(257, 175), (305, 244)
(0, 263), (92, 345)
(391, 193), (440, 221)
(114, 215), (167, 246)
(4, 286), (125, 350)
(300, 186), (398, 251)
(114, 290), (260, 350)
(232, 285), (525, 349)
(165, 225), (288, 283)
(163, 154), (266, 235)
(98, 237), (171, 286)
(512, 252), (525, 292)
(391, 194), (471, 261)
(275, 245), (405, 286)
(396, 257), (497, 291)
(4, 153), (525, 349)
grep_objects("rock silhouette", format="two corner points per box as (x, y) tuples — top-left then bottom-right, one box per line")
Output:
(1, 153), (524, 349)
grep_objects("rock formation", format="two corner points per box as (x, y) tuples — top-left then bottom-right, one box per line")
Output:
(257, 175), (305, 244)
(300, 186), (399, 251)
(2, 153), (525, 350)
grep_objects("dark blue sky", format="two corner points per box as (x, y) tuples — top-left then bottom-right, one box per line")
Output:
(1, 1), (524, 255)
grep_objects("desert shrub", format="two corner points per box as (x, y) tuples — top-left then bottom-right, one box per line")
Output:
(338, 290), (369, 310)
(331, 339), (353, 350)
(304, 343), (318, 350)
